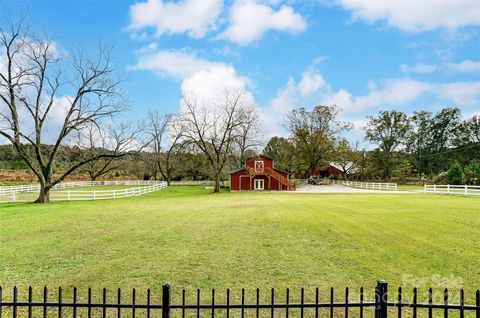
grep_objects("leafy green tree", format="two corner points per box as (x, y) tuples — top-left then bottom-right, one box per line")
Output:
(428, 108), (462, 172)
(454, 115), (480, 164)
(287, 105), (352, 176)
(332, 139), (361, 180)
(447, 161), (464, 185)
(464, 160), (480, 185)
(365, 110), (410, 180)
(363, 149), (384, 181)
(392, 159), (413, 183)
(263, 136), (298, 173)
(456, 115), (480, 144)
(407, 111), (433, 176)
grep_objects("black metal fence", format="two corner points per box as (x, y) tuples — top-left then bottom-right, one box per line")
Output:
(0, 280), (478, 318)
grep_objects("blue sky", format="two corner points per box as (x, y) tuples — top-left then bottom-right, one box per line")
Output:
(1, 0), (480, 144)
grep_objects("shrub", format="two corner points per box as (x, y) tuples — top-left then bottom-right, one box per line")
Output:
(447, 161), (464, 185)
(432, 171), (448, 184)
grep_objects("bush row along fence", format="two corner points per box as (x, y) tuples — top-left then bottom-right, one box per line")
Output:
(0, 281), (478, 318)
(424, 184), (480, 196)
(0, 180), (167, 203)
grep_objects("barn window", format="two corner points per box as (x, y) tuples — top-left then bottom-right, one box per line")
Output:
(254, 160), (264, 173)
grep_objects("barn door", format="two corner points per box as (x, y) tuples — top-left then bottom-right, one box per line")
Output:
(254, 179), (264, 190)
(254, 160), (264, 173)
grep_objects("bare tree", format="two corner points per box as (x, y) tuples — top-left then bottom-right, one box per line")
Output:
(176, 90), (257, 192)
(0, 21), (126, 202)
(76, 122), (140, 181)
(145, 111), (184, 185)
(234, 109), (260, 166)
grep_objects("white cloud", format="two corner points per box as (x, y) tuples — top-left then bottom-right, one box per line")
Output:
(443, 60), (480, 73)
(297, 68), (327, 96)
(400, 60), (480, 74)
(269, 67), (329, 115)
(321, 89), (354, 109)
(355, 79), (432, 110)
(181, 66), (250, 103)
(437, 82), (480, 105)
(219, 0), (307, 45)
(336, 0), (480, 32)
(132, 49), (224, 79)
(323, 78), (480, 112)
(322, 79), (432, 112)
(132, 47), (252, 106)
(400, 63), (437, 74)
(128, 0), (223, 38)
(260, 64), (329, 138)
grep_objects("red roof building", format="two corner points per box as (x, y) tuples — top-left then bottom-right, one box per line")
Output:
(230, 155), (293, 191)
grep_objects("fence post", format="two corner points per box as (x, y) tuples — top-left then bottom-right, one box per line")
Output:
(375, 280), (388, 318)
(447, 184), (450, 194)
(464, 185), (468, 196)
(162, 283), (171, 318)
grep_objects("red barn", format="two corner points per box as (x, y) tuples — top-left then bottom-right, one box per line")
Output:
(230, 155), (293, 191)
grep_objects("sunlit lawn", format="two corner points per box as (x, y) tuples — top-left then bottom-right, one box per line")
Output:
(0, 186), (479, 308)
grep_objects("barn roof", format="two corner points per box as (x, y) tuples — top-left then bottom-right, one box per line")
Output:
(229, 167), (245, 174)
(329, 161), (360, 173)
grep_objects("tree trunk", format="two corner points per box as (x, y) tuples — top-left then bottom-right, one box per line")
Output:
(166, 169), (172, 186)
(214, 172), (221, 193)
(34, 184), (51, 203)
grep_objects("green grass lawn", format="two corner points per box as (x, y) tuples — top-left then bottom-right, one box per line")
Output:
(0, 186), (479, 306)
(396, 184), (425, 191)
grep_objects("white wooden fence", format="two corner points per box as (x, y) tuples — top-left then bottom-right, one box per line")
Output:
(0, 180), (167, 203)
(323, 179), (343, 185)
(169, 180), (230, 187)
(342, 180), (398, 191)
(0, 180), (163, 194)
(424, 184), (480, 196)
